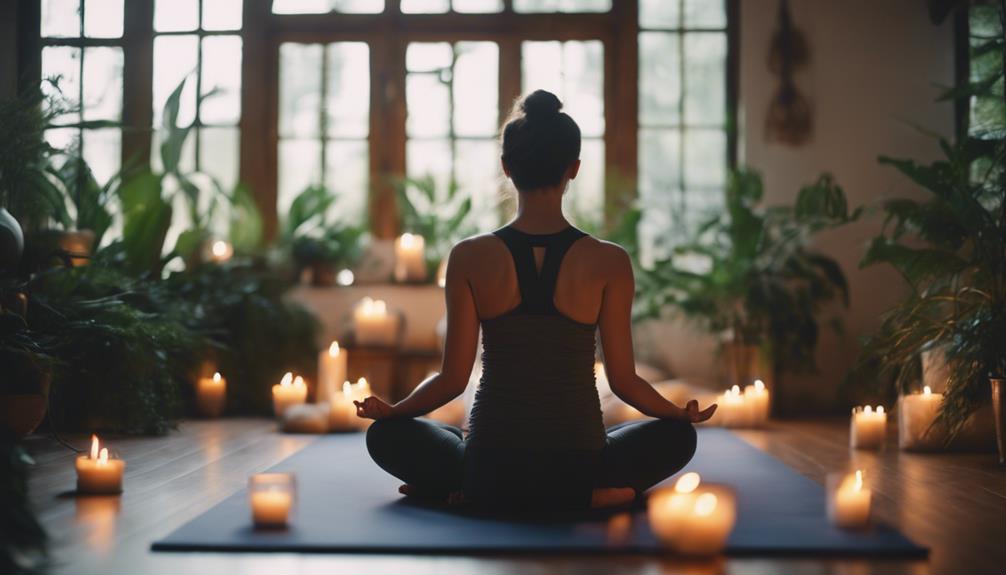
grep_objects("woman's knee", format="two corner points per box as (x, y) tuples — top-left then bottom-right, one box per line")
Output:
(365, 418), (410, 462)
(654, 418), (697, 461)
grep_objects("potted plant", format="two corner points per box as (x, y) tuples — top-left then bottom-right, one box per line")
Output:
(634, 169), (858, 415)
(396, 176), (475, 280)
(282, 185), (364, 286)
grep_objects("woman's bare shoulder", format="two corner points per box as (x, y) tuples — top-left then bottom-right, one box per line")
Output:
(448, 233), (507, 263)
(575, 236), (632, 266)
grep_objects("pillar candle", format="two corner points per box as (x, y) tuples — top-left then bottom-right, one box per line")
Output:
(249, 473), (295, 528)
(317, 341), (348, 404)
(827, 470), (871, 529)
(394, 233), (427, 283)
(898, 385), (943, 450)
(743, 379), (770, 426)
(329, 381), (359, 432)
(850, 405), (887, 450)
(353, 297), (399, 347)
(75, 435), (125, 494)
(272, 372), (308, 418)
(196, 372), (227, 418)
(648, 472), (736, 555)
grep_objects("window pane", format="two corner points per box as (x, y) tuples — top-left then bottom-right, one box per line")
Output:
(639, 32), (680, 126)
(279, 43), (323, 138)
(324, 140), (369, 222)
(514, 0), (610, 13)
(151, 125), (196, 173)
(203, 0), (243, 30)
(42, 0), (81, 37)
(200, 127), (240, 190)
(521, 40), (604, 137)
(453, 42), (498, 137)
(326, 43), (370, 138)
(82, 47), (123, 122)
(406, 42), (453, 72)
(453, 0), (502, 12)
(154, 0), (199, 32)
(682, 129), (725, 189)
(45, 128), (78, 154)
(455, 139), (500, 229)
(153, 35), (198, 127)
(200, 36), (243, 125)
(278, 140), (323, 215)
(401, 0), (448, 13)
(82, 128), (120, 186)
(683, 33), (726, 125)
(521, 41), (562, 95)
(684, 0), (726, 28)
(406, 73), (450, 138)
(638, 128), (680, 198)
(41, 46), (81, 124)
(565, 138), (604, 224)
(272, 0), (385, 13)
(84, 0), (122, 38)
(639, 0), (678, 29)
(406, 139), (452, 195)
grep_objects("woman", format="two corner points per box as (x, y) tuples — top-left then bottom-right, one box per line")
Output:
(355, 90), (717, 511)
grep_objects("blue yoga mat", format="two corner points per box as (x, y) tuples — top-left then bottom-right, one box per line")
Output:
(152, 428), (926, 557)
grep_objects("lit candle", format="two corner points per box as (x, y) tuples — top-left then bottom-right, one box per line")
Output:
(249, 473), (295, 528)
(336, 268), (355, 286)
(272, 372), (308, 418)
(196, 372), (227, 418)
(394, 233), (427, 283)
(648, 472), (736, 555)
(317, 341), (348, 405)
(827, 469), (871, 529)
(898, 385), (943, 450)
(75, 435), (126, 494)
(328, 381), (359, 432)
(281, 403), (330, 434)
(207, 239), (233, 263)
(850, 405), (887, 450)
(349, 377), (373, 430)
(353, 297), (399, 347)
(711, 385), (751, 428)
(436, 259), (448, 288)
(743, 379), (770, 426)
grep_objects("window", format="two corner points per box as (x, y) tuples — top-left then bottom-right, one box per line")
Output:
(638, 0), (730, 258)
(40, 0), (124, 186)
(514, 0), (611, 13)
(401, 0), (503, 13)
(272, 0), (386, 14)
(277, 42), (371, 221)
(522, 40), (605, 223)
(406, 42), (500, 229)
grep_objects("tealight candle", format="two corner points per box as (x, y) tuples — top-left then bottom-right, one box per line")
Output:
(329, 381), (359, 432)
(75, 435), (125, 494)
(850, 405), (887, 450)
(272, 372), (308, 418)
(827, 469), (871, 529)
(715, 385), (752, 428)
(249, 473), (296, 528)
(353, 297), (399, 347)
(898, 386), (943, 450)
(196, 372), (227, 417)
(317, 341), (348, 404)
(394, 232), (427, 283)
(743, 379), (770, 426)
(648, 472), (736, 555)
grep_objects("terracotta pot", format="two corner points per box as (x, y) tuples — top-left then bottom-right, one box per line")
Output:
(0, 394), (48, 437)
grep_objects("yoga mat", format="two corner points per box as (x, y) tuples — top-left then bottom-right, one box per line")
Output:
(152, 428), (926, 557)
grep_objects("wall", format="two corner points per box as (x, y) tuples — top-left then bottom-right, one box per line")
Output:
(639, 0), (957, 413)
(0, 0), (17, 99)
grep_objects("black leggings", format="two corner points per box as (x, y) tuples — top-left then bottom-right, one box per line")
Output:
(365, 417), (697, 509)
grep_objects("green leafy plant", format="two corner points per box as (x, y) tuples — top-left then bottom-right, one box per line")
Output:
(396, 176), (474, 275)
(0, 309), (53, 397)
(0, 430), (48, 575)
(282, 185), (364, 273)
(635, 169), (858, 378)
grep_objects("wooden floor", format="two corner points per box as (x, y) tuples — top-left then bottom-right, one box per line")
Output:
(22, 418), (1006, 575)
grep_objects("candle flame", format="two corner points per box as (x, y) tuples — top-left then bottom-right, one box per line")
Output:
(213, 372), (222, 383)
(730, 384), (740, 395)
(674, 472), (701, 494)
(343, 381), (352, 397)
(98, 447), (109, 466)
(328, 341), (341, 356)
(211, 240), (230, 257)
(853, 470), (864, 492)
(864, 405), (872, 414)
(876, 405), (884, 415)
(336, 268), (355, 286)
(90, 435), (100, 460)
(754, 379), (765, 391)
(293, 375), (305, 388)
(694, 493), (718, 516)
(923, 386), (932, 396)
(399, 232), (417, 248)
(357, 377), (368, 387)
(281, 372), (293, 387)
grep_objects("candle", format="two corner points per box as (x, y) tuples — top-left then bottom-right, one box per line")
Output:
(207, 239), (233, 263)
(272, 372), (308, 418)
(827, 469), (871, 529)
(329, 381), (359, 432)
(898, 385), (944, 450)
(75, 435), (125, 494)
(282, 403), (330, 434)
(743, 379), (770, 426)
(249, 473), (295, 528)
(317, 341), (348, 404)
(436, 259), (448, 288)
(648, 472), (736, 555)
(850, 405), (887, 450)
(394, 233), (427, 283)
(353, 297), (399, 347)
(349, 377), (373, 430)
(711, 385), (751, 428)
(196, 372), (227, 418)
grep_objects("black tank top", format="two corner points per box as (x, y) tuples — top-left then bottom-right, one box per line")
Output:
(466, 225), (606, 451)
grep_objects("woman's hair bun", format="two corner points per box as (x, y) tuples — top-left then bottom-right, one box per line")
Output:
(520, 90), (563, 119)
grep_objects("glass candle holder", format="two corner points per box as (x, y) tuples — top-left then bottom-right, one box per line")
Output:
(249, 473), (296, 528)
(826, 469), (871, 529)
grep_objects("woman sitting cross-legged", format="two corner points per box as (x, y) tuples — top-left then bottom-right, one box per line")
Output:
(355, 89), (717, 512)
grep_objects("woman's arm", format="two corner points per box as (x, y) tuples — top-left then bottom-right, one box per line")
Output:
(597, 245), (716, 422)
(356, 241), (481, 420)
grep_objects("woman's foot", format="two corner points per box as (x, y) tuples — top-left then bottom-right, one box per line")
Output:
(398, 484), (466, 506)
(591, 487), (635, 508)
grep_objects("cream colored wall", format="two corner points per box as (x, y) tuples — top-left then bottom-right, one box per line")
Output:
(636, 0), (957, 412)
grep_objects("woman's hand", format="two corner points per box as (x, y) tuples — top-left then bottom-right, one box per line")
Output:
(354, 396), (395, 420)
(682, 399), (717, 423)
